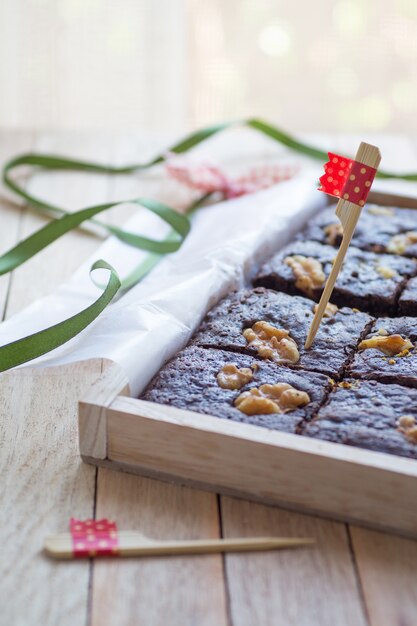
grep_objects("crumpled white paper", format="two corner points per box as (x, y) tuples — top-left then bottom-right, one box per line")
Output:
(0, 166), (326, 396)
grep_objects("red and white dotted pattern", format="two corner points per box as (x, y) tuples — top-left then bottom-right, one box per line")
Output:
(70, 518), (119, 558)
(166, 155), (299, 199)
(318, 152), (376, 206)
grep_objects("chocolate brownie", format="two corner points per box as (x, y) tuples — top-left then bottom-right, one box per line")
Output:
(303, 379), (417, 459)
(300, 204), (417, 256)
(141, 346), (330, 432)
(399, 277), (417, 316)
(254, 240), (417, 315)
(191, 287), (372, 378)
(348, 317), (417, 387)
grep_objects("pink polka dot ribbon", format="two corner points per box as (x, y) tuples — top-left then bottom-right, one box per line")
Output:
(70, 518), (119, 558)
(318, 152), (377, 207)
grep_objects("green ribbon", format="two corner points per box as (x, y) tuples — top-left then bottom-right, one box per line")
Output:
(0, 260), (120, 373)
(2, 117), (417, 373)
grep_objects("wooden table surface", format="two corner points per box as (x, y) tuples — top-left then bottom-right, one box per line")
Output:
(1, 130), (417, 626)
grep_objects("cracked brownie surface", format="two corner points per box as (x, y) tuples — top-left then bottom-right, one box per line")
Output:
(191, 287), (372, 378)
(298, 204), (417, 256)
(303, 379), (417, 459)
(254, 240), (417, 315)
(399, 277), (417, 316)
(142, 346), (330, 432)
(348, 316), (417, 387)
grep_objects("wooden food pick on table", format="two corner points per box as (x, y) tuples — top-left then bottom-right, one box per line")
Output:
(305, 142), (381, 349)
(44, 519), (314, 559)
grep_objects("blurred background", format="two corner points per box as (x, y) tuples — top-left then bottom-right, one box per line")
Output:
(0, 0), (416, 133)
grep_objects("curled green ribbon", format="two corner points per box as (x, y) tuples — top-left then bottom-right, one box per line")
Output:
(0, 260), (120, 373)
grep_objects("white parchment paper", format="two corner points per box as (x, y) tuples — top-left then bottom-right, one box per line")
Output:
(0, 166), (329, 396)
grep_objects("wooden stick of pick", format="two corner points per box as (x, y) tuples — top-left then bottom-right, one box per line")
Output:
(305, 142), (381, 349)
(44, 533), (315, 560)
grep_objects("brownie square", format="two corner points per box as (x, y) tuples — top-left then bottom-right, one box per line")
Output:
(191, 288), (372, 378)
(300, 204), (417, 256)
(399, 277), (417, 316)
(141, 346), (330, 433)
(348, 317), (417, 388)
(254, 240), (417, 315)
(303, 379), (417, 459)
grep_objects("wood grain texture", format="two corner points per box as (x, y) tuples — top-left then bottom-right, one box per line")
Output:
(92, 469), (228, 626)
(221, 497), (368, 626)
(79, 360), (130, 459)
(0, 360), (102, 626)
(103, 396), (417, 537)
(351, 527), (417, 626)
(0, 132), (111, 626)
(89, 134), (228, 626)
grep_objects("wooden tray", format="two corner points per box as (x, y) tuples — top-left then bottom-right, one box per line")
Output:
(79, 190), (417, 539)
(79, 359), (417, 539)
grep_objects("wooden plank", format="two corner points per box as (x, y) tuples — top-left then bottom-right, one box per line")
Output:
(90, 135), (227, 626)
(101, 396), (417, 538)
(350, 527), (417, 626)
(91, 468), (228, 626)
(0, 359), (103, 626)
(221, 497), (367, 626)
(0, 132), (113, 625)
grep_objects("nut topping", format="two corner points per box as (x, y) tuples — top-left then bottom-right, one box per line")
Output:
(313, 302), (338, 318)
(397, 415), (417, 443)
(387, 231), (417, 255)
(243, 321), (299, 363)
(323, 223), (343, 245)
(217, 364), (253, 390)
(284, 255), (326, 297)
(235, 383), (310, 416)
(367, 206), (395, 217)
(358, 334), (413, 356)
(376, 265), (397, 279)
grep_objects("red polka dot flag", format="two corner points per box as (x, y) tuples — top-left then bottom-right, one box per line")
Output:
(318, 152), (377, 207)
(70, 518), (119, 558)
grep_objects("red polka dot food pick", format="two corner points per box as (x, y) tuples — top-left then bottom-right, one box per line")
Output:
(305, 142), (381, 349)
(43, 518), (314, 559)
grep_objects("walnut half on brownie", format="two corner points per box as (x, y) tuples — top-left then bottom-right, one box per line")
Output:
(348, 317), (417, 388)
(253, 240), (417, 315)
(141, 346), (330, 433)
(302, 379), (417, 459)
(191, 287), (372, 378)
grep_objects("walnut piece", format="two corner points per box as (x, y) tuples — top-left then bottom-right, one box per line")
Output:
(217, 364), (253, 390)
(397, 415), (417, 443)
(358, 334), (413, 356)
(313, 302), (338, 318)
(387, 231), (417, 255)
(323, 223), (343, 245)
(367, 206), (395, 217)
(235, 383), (310, 416)
(284, 255), (325, 296)
(376, 265), (397, 279)
(243, 321), (299, 363)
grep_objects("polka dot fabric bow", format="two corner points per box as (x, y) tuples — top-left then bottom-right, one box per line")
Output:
(318, 152), (377, 207)
(70, 518), (119, 557)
